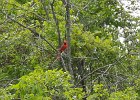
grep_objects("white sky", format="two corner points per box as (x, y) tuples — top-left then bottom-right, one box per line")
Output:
(118, 0), (140, 43)
(119, 0), (140, 17)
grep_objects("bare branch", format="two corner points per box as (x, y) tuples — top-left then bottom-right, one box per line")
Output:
(50, 0), (61, 47)
(74, 54), (127, 87)
(0, 79), (19, 87)
(60, 53), (67, 71)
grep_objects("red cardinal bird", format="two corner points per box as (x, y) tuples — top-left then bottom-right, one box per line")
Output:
(57, 40), (68, 60)
(59, 40), (68, 53)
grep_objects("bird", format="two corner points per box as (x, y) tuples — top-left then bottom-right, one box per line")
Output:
(59, 40), (68, 53)
(56, 40), (68, 60)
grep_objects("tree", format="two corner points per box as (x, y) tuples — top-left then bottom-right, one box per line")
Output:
(0, 0), (140, 99)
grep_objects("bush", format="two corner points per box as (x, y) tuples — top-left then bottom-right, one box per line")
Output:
(1, 68), (84, 100)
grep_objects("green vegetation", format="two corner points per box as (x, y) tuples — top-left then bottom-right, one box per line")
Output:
(0, 0), (140, 100)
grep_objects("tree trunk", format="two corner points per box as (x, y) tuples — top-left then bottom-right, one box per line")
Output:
(65, 0), (73, 76)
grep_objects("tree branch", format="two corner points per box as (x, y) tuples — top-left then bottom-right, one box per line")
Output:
(3, 12), (57, 52)
(50, 0), (61, 47)
(74, 54), (127, 87)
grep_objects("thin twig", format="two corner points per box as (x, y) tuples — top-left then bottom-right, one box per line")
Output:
(0, 79), (19, 87)
(74, 54), (127, 87)
(60, 53), (67, 71)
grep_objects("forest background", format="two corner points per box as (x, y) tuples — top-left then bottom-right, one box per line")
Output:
(0, 0), (140, 100)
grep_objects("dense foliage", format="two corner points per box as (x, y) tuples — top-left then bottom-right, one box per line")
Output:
(0, 0), (140, 100)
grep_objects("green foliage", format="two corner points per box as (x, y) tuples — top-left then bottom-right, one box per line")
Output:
(87, 84), (109, 100)
(16, 0), (31, 4)
(87, 84), (138, 100)
(2, 68), (84, 100)
(0, 88), (13, 100)
(0, 0), (140, 100)
(109, 87), (138, 100)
